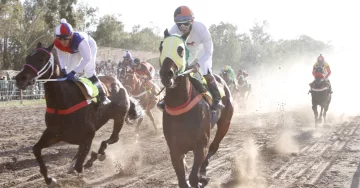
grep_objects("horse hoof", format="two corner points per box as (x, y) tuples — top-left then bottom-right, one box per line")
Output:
(199, 177), (210, 185)
(47, 178), (57, 188)
(98, 154), (106, 161)
(67, 166), (75, 174)
(84, 162), (93, 169)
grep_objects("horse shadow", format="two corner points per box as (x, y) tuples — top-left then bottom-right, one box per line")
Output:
(0, 145), (77, 173)
(350, 161), (360, 188)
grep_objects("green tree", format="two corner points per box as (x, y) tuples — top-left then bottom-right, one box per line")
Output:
(75, 1), (99, 32)
(209, 22), (242, 70)
(124, 25), (162, 51)
(92, 14), (127, 48)
(43, 0), (78, 29)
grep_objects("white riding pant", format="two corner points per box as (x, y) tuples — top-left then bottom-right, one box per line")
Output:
(66, 38), (97, 78)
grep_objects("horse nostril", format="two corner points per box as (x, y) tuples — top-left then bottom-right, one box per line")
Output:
(168, 71), (174, 78)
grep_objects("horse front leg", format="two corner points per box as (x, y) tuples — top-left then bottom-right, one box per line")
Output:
(324, 103), (330, 125)
(189, 148), (207, 188)
(33, 128), (60, 187)
(146, 110), (158, 132)
(170, 150), (189, 188)
(245, 85), (251, 100)
(68, 150), (79, 173)
(85, 116), (125, 168)
(312, 104), (318, 126)
(74, 129), (95, 173)
(318, 107), (324, 124)
(135, 117), (143, 142)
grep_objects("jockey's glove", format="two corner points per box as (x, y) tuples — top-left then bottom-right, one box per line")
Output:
(190, 63), (200, 73)
(66, 71), (79, 81)
(61, 69), (67, 75)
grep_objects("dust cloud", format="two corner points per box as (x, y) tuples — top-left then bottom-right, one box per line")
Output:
(230, 138), (267, 188)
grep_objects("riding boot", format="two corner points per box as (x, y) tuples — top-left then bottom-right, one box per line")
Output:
(309, 80), (314, 93)
(189, 76), (207, 93)
(157, 98), (165, 111)
(89, 75), (111, 106)
(204, 74), (225, 110)
(327, 79), (333, 94)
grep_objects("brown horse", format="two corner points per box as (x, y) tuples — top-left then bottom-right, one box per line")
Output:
(159, 30), (234, 188)
(236, 75), (251, 106)
(219, 70), (238, 95)
(310, 66), (331, 126)
(122, 72), (161, 136)
(15, 42), (144, 187)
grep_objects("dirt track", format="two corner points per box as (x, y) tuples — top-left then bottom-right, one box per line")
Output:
(1, 103), (360, 188)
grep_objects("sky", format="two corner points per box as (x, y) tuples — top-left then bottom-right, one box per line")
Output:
(86, 0), (360, 52)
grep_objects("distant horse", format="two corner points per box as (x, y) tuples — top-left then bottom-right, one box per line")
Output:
(219, 70), (237, 95)
(15, 42), (144, 187)
(122, 72), (161, 136)
(117, 65), (129, 83)
(236, 75), (251, 105)
(159, 30), (234, 188)
(310, 66), (331, 126)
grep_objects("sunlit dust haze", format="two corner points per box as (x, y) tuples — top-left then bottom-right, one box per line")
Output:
(81, 0), (360, 118)
(234, 49), (360, 121)
(232, 138), (267, 188)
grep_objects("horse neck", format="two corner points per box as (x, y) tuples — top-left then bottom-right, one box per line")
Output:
(43, 63), (84, 109)
(128, 75), (141, 95)
(165, 75), (196, 108)
(238, 79), (244, 85)
(314, 78), (325, 88)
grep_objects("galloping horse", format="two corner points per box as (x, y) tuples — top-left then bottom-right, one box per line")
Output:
(159, 30), (234, 188)
(310, 66), (331, 126)
(219, 69), (237, 95)
(15, 42), (144, 187)
(236, 75), (252, 104)
(122, 71), (160, 135)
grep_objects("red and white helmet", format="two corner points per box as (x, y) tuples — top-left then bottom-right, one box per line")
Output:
(317, 54), (325, 63)
(55, 18), (74, 38)
(174, 6), (194, 23)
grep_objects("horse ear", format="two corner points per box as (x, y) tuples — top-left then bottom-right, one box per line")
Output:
(164, 29), (170, 38)
(36, 42), (42, 49)
(46, 43), (54, 52)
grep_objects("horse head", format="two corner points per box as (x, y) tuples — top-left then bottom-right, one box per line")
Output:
(15, 42), (60, 90)
(221, 71), (231, 85)
(238, 75), (245, 86)
(123, 72), (140, 94)
(159, 29), (188, 88)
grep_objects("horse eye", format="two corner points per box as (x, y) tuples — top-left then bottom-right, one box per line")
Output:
(177, 46), (184, 58)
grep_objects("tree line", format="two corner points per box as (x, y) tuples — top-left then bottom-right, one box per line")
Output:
(1, 0), (333, 71)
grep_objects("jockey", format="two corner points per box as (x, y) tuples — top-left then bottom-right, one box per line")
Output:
(54, 18), (110, 105)
(157, 5), (225, 111)
(309, 54), (333, 93)
(237, 69), (249, 79)
(131, 58), (157, 99)
(122, 51), (133, 68)
(117, 51), (133, 80)
(222, 65), (238, 88)
(237, 69), (249, 85)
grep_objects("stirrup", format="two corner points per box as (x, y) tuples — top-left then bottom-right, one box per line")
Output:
(98, 96), (111, 106)
(157, 100), (165, 111)
(211, 101), (225, 110)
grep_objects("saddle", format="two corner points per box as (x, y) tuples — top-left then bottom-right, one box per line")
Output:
(74, 77), (109, 102)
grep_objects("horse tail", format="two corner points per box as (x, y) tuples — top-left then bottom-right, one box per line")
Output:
(128, 97), (144, 120)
